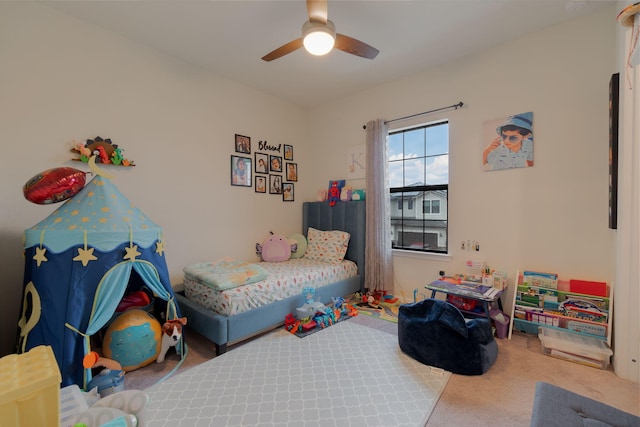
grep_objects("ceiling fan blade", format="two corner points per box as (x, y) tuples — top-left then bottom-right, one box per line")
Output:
(261, 38), (304, 62)
(335, 34), (380, 60)
(307, 0), (328, 24)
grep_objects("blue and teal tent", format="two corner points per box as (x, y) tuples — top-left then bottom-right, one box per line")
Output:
(18, 175), (179, 387)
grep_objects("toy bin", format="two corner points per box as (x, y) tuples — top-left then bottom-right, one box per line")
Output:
(59, 384), (89, 426)
(538, 327), (613, 369)
(0, 345), (61, 427)
(494, 314), (510, 339)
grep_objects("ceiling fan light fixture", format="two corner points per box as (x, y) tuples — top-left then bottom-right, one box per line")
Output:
(302, 20), (336, 56)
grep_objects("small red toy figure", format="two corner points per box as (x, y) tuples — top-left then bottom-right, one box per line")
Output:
(284, 313), (300, 334)
(328, 181), (340, 207)
(95, 146), (111, 164)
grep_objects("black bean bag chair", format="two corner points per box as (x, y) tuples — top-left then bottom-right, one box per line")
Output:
(398, 298), (498, 375)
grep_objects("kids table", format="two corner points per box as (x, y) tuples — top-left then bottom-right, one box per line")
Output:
(425, 279), (503, 319)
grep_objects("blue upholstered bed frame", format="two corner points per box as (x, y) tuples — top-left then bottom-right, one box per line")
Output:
(175, 201), (366, 355)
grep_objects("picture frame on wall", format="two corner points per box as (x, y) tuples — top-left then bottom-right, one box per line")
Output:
(255, 175), (266, 193)
(270, 155), (283, 173)
(286, 162), (298, 182)
(230, 155), (251, 187)
(609, 73), (619, 230)
(269, 174), (282, 194)
(282, 183), (294, 201)
(255, 153), (268, 174)
(235, 134), (251, 154)
(284, 144), (293, 160)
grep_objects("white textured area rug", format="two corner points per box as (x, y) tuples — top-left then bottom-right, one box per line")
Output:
(143, 321), (451, 427)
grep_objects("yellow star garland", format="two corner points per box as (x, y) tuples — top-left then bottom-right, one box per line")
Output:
(73, 247), (97, 267)
(124, 244), (141, 261)
(33, 247), (48, 267)
(155, 240), (165, 256)
(73, 230), (98, 267)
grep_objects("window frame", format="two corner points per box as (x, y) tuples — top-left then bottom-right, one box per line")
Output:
(388, 121), (449, 254)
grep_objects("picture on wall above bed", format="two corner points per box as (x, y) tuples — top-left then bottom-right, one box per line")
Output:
(286, 162), (297, 182)
(482, 111), (534, 171)
(269, 174), (282, 194)
(231, 155), (252, 187)
(235, 134), (251, 154)
(284, 144), (293, 160)
(270, 155), (283, 173)
(255, 176), (266, 193)
(255, 153), (268, 174)
(283, 183), (294, 201)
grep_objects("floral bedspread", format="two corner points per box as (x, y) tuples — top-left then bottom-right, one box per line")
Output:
(184, 258), (358, 316)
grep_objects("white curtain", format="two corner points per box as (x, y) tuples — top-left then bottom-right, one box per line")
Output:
(364, 119), (393, 293)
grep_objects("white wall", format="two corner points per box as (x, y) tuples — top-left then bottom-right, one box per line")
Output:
(306, 4), (619, 338)
(0, 3), (308, 356)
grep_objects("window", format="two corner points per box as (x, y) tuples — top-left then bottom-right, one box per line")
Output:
(388, 121), (448, 253)
(423, 199), (441, 214)
(432, 200), (440, 214)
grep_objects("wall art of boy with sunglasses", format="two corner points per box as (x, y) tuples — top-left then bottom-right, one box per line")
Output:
(483, 112), (534, 171)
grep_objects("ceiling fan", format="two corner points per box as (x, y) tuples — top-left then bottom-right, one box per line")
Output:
(261, 0), (379, 62)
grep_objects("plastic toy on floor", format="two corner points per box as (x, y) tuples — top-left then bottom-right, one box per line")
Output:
(295, 286), (327, 320)
(83, 352), (125, 397)
(285, 288), (358, 337)
(284, 313), (300, 334)
(383, 294), (399, 304)
(355, 291), (383, 309)
(68, 389), (150, 427)
(86, 370), (125, 398)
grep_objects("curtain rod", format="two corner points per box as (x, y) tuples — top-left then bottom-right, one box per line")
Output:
(362, 101), (464, 129)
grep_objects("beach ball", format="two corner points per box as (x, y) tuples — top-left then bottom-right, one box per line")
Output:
(102, 309), (162, 371)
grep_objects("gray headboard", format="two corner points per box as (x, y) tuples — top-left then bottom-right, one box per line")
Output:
(302, 201), (365, 289)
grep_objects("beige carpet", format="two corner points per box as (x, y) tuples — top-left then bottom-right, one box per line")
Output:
(125, 315), (639, 426)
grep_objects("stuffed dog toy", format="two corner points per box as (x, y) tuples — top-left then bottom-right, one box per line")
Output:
(156, 317), (187, 363)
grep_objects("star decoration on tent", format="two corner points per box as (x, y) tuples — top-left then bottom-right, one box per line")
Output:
(155, 240), (165, 256)
(33, 247), (48, 267)
(124, 244), (141, 261)
(73, 247), (98, 267)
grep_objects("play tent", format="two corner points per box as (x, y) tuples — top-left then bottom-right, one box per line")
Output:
(18, 175), (179, 387)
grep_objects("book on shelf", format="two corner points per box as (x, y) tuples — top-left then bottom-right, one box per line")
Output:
(558, 292), (609, 311)
(559, 299), (608, 323)
(569, 279), (608, 297)
(517, 285), (609, 311)
(523, 271), (558, 289)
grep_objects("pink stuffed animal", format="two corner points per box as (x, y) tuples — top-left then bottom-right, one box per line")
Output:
(256, 232), (297, 262)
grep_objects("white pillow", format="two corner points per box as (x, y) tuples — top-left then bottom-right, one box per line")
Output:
(303, 227), (350, 264)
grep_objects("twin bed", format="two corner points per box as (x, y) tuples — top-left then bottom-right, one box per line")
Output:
(175, 201), (366, 355)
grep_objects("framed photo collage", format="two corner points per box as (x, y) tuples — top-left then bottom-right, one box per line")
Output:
(231, 134), (296, 202)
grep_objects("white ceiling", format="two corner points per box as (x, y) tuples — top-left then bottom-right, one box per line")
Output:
(44, 0), (612, 109)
